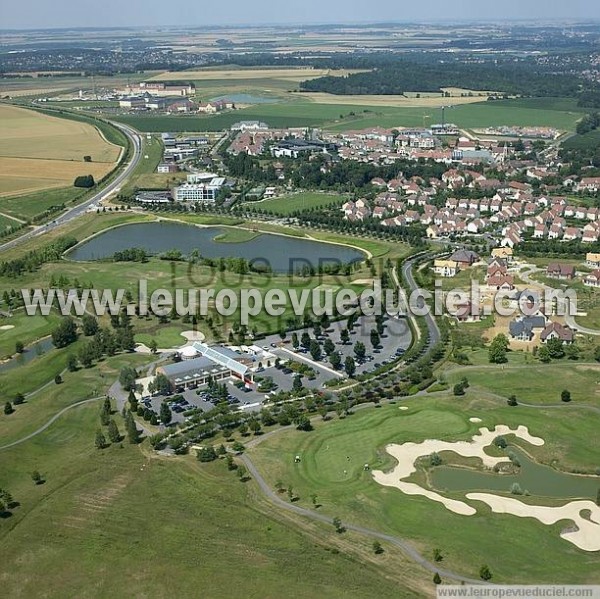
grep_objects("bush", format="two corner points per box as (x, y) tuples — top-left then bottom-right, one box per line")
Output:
(74, 174), (95, 188)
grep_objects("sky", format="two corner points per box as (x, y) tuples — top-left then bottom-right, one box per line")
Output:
(1, 0), (598, 30)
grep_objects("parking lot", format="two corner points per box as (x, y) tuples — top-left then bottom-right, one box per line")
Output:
(143, 313), (412, 426)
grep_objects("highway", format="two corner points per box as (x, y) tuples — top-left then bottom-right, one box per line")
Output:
(0, 120), (144, 253)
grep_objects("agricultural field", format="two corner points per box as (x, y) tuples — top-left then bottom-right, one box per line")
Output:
(0, 212), (23, 231)
(0, 104), (122, 201)
(249, 395), (600, 584)
(113, 97), (583, 133)
(0, 186), (85, 220)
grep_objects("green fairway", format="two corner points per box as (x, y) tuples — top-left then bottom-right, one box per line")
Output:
(0, 311), (61, 359)
(249, 396), (600, 584)
(249, 191), (346, 215)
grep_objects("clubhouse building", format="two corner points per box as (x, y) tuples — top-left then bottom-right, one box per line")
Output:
(157, 342), (276, 391)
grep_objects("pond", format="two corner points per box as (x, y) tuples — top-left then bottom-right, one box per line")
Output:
(212, 93), (278, 104)
(430, 446), (600, 500)
(67, 223), (365, 273)
(0, 336), (55, 374)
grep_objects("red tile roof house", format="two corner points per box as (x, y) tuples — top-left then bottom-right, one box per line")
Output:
(577, 177), (600, 192)
(546, 263), (575, 280)
(584, 269), (600, 287)
(487, 273), (515, 290)
(450, 301), (481, 322)
(540, 322), (575, 344)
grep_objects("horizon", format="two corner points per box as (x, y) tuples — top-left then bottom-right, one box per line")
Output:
(1, 0), (597, 31)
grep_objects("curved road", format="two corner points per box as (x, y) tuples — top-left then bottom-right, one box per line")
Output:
(0, 120), (143, 253)
(239, 447), (483, 585)
(0, 396), (103, 451)
(400, 252), (442, 351)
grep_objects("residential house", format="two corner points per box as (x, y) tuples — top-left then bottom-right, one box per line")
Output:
(433, 260), (459, 277)
(540, 322), (575, 344)
(546, 263), (575, 280)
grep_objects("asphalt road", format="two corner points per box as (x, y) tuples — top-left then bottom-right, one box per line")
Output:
(400, 252), (442, 351)
(0, 120), (143, 253)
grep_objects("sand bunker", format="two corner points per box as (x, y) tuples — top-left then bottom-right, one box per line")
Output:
(373, 425), (542, 517)
(181, 330), (206, 342)
(469, 417), (482, 423)
(373, 425), (600, 551)
(0, 324), (15, 330)
(399, 406), (409, 411)
(467, 494), (600, 552)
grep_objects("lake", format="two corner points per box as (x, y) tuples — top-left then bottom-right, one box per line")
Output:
(67, 223), (365, 273)
(430, 447), (600, 500)
(0, 336), (55, 374)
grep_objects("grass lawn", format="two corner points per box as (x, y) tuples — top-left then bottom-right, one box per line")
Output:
(444, 359), (600, 405)
(249, 396), (600, 584)
(249, 191), (346, 215)
(134, 324), (190, 348)
(0, 350), (152, 446)
(120, 135), (164, 195)
(212, 227), (261, 243)
(0, 401), (426, 598)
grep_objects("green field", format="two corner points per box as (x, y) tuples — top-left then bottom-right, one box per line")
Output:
(0, 212), (22, 231)
(444, 358), (600, 405)
(0, 397), (426, 597)
(249, 191), (346, 215)
(113, 97), (583, 133)
(0, 186), (85, 221)
(250, 396), (600, 584)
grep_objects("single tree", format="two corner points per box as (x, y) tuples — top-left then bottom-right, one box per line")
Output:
(291, 332), (299, 350)
(488, 334), (509, 364)
(373, 540), (384, 554)
(67, 354), (78, 372)
(4, 401), (14, 415)
(329, 351), (342, 370)
(433, 572), (442, 585)
(354, 341), (366, 361)
(479, 565), (493, 581)
(95, 429), (107, 450)
(13, 393), (25, 406)
(561, 389), (572, 403)
(107, 419), (121, 443)
(433, 548), (443, 562)
(54, 374), (63, 385)
(159, 402), (172, 425)
(340, 329), (350, 345)
(323, 338), (335, 356)
(370, 328), (380, 349)
(15, 340), (24, 354)
(31, 470), (44, 485)
(344, 356), (356, 378)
